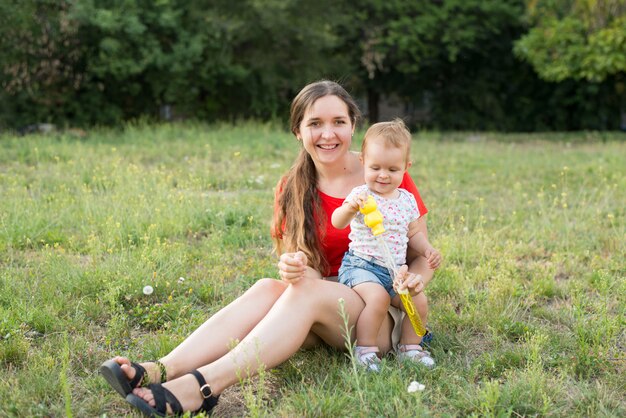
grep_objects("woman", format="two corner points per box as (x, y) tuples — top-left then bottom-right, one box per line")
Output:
(100, 80), (436, 416)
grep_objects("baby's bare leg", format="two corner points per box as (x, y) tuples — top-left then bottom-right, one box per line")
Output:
(352, 283), (391, 347)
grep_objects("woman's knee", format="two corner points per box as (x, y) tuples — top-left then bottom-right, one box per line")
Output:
(414, 291), (428, 305)
(248, 278), (287, 299)
(407, 254), (434, 283)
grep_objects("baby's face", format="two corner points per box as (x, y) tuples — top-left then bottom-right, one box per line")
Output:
(362, 139), (407, 198)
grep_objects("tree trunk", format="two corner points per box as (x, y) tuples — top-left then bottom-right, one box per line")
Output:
(367, 88), (380, 123)
(615, 75), (626, 131)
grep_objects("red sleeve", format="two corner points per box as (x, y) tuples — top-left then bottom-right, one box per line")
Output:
(400, 172), (428, 217)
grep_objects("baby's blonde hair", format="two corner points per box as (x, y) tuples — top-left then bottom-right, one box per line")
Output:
(361, 118), (412, 166)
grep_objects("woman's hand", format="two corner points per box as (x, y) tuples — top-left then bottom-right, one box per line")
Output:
(277, 251), (308, 284)
(394, 264), (425, 296)
(424, 246), (442, 270)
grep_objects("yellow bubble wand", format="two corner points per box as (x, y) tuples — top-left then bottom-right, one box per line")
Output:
(360, 195), (427, 337)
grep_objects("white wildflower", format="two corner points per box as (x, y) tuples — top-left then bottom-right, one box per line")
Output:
(407, 381), (425, 393)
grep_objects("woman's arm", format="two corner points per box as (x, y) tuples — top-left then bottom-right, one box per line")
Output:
(407, 217), (442, 269)
(407, 220), (430, 255)
(405, 216), (434, 292)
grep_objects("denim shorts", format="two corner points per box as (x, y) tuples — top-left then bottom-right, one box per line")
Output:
(338, 251), (397, 298)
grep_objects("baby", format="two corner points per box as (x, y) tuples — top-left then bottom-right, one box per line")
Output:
(331, 119), (441, 371)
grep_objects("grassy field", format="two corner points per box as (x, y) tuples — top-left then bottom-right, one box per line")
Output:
(0, 123), (624, 417)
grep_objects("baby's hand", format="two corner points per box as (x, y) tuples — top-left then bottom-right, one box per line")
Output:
(394, 265), (425, 296)
(347, 192), (368, 212)
(425, 247), (442, 270)
(355, 191), (368, 208)
(277, 251), (307, 284)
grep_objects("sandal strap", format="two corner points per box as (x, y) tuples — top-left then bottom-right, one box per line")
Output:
(149, 383), (183, 415)
(129, 362), (146, 388)
(155, 360), (167, 383)
(399, 344), (423, 352)
(355, 346), (379, 354)
(190, 370), (220, 413)
(132, 360), (167, 387)
(398, 344), (431, 357)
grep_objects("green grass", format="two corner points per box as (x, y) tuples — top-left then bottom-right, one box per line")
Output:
(0, 123), (624, 417)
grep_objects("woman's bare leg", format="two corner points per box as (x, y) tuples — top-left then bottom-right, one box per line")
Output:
(132, 277), (382, 412)
(161, 279), (290, 378)
(114, 278), (288, 382)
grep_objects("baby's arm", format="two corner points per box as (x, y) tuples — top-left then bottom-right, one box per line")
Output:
(331, 192), (367, 229)
(407, 219), (442, 270)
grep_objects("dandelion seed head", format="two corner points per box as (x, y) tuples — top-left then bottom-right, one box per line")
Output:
(407, 381), (425, 393)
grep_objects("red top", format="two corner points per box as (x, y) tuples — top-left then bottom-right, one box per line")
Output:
(274, 172), (427, 277)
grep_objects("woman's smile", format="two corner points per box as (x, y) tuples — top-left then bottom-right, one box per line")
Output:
(317, 143), (339, 150)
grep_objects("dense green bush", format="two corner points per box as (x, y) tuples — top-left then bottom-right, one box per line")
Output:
(0, 0), (623, 131)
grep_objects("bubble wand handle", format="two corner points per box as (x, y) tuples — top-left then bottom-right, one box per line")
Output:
(360, 196), (427, 337)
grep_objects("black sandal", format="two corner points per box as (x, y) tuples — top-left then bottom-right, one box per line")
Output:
(125, 370), (219, 417)
(100, 359), (167, 397)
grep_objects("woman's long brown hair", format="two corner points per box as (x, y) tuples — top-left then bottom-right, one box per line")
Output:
(271, 80), (360, 275)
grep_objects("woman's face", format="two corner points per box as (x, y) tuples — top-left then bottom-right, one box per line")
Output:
(296, 95), (354, 166)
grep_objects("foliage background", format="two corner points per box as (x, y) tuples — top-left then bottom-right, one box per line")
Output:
(1, 0), (625, 131)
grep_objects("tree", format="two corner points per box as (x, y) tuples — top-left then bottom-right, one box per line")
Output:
(338, 0), (534, 128)
(514, 0), (626, 129)
(206, 0), (352, 120)
(0, 0), (85, 127)
(67, 0), (250, 122)
(1, 0), (621, 130)
(0, 0), (351, 128)
(514, 0), (626, 82)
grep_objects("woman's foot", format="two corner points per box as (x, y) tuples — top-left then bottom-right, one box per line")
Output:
(127, 370), (219, 416)
(100, 356), (167, 397)
(421, 329), (433, 346)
